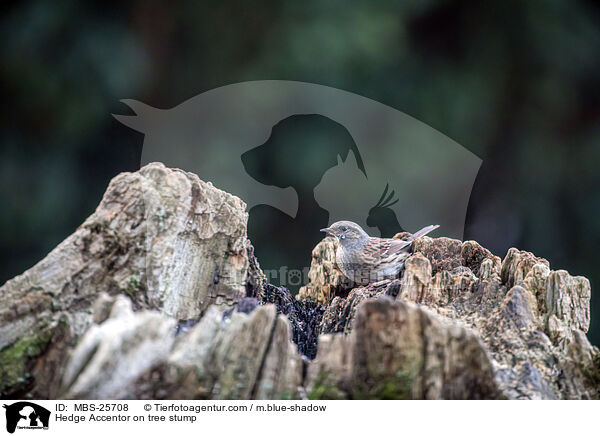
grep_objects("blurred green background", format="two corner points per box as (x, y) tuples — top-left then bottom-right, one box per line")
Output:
(1, 0), (599, 344)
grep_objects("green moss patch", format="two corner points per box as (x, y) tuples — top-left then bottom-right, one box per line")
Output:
(0, 328), (53, 396)
(307, 372), (346, 400)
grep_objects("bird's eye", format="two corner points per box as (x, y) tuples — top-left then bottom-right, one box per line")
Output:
(341, 227), (347, 232)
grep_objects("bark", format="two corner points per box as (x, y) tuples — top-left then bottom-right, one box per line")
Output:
(0, 164), (597, 400)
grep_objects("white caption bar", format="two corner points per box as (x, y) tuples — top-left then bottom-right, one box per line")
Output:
(0, 400), (596, 436)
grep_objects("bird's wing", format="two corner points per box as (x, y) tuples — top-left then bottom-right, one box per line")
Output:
(387, 238), (413, 255)
(385, 225), (441, 255)
(364, 224), (439, 260)
(364, 237), (411, 258)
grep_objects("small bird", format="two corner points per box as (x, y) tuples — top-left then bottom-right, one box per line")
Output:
(320, 220), (439, 285)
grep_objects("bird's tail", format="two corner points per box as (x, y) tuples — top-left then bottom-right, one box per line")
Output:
(409, 224), (440, 240)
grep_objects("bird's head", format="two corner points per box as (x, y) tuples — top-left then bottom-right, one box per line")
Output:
(367, 184), (399, 225)
(320, 220), (369, 247)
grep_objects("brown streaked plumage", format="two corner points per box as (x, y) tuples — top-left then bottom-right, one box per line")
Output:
(320, 220), (439, 285)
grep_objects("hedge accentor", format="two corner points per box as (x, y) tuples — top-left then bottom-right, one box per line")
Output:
(320, 221), (439, 285)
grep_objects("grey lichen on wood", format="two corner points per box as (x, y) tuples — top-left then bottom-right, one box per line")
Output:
(0, 163), (598, 400)
(0, 163), (255, 398)
(300, 234), (598, 399)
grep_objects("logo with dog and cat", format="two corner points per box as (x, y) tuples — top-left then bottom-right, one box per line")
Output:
(2, 402), (50, 433)
(114, 80), (481, 289)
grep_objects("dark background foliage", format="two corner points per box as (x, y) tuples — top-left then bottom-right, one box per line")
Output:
(1, 0), (599, 343)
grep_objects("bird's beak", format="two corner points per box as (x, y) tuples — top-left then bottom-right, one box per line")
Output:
(320, 227), (334, 236)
